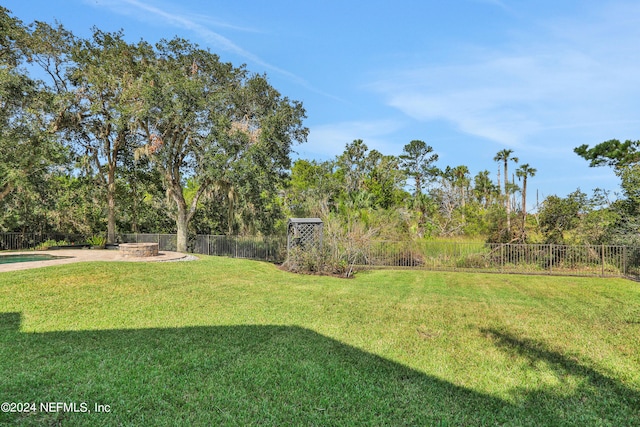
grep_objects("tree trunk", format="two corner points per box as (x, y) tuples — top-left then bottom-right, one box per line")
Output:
(0, 182), (14, 203)
(107, 164), (117, 244)
(168, 178), (208, 253)
(521, 178), (527, 240)
(504, 161), (510, 233)
(176, 206), (189, 253)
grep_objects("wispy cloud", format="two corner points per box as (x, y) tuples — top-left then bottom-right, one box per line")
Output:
(90, 0), (321, 91)
(299, 119), (405, 159)
(93, 0), (254, 56)
(369, 2), (640, 152)
(468, 0), (511, 12)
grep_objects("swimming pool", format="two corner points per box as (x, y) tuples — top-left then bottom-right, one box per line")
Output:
(0, 254), (71, 264)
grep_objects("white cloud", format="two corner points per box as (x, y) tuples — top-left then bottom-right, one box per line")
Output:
(298, 119), (405, 159)
(369, 2), (640, 152)
(90, 0), (310, 86)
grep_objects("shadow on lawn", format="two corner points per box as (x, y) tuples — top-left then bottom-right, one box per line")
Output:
(481, 328), (640, 423)
(0, 312), (638, 426)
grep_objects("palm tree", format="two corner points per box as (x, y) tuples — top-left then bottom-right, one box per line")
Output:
(449, 165), (470, 207)
(516, 163), (537, 239)
(473, 170), (497, 208)
(494, 149), (519, 233)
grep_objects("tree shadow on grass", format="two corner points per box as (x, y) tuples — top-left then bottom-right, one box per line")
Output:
(481, 327), (640, 425)
(0, 312), (638, 426)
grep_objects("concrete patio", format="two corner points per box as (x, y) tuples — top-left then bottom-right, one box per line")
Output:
(0, 249), (194, 273)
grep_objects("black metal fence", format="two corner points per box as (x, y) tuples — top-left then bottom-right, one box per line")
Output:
(354, 241), (639, 279)
(2, 232), (639, 279)
(0, 232), (86, 250)
(192, 235), (286, 262)
(0, 232), (287, 263)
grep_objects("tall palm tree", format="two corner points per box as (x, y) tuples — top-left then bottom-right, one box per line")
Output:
(450, 165), (470, 207)
(473, 170), (497, 208)
(494, 149), (519, 233)
(516, 163), (537, 239)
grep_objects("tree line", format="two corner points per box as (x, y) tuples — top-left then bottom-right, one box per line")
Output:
(2, 7), (639, 249)
(283, 138), (637, 247)
(0, 8), (307, 251)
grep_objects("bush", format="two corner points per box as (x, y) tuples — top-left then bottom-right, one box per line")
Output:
(87, 235), (107, 248)
(456, 253), (488, 269)
(283, 246), (324, 274)
(283, 245), (353, 277)
(35, 239), (70, 250)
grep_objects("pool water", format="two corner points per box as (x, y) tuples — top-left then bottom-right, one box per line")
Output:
(0, 254), (70, 264)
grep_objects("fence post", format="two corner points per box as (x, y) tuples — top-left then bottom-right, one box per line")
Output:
(549, 244), (553, 274)
(623, 246), (627, 276)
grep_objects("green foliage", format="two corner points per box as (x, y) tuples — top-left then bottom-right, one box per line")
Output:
(34, 239), (58, 250)
(484, 205), (511, 243)
(399, 139), (439, 195)
(135, 38), (307, 249)
(573, 139), (640, 245)
(538, 191), (586, 244)
(574, 139), (640, 169)
(473, 170), (499, 208)
(461, 203), (491, 237)
(34, 239), (70, 250)
(86, 235), (106, 247)
(7, 7), (640, 251)
(0, 9), (68, 211)
(286, 159), (339, 217)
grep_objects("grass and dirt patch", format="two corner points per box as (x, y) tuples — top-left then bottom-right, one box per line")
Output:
(0, 256), (639, 425)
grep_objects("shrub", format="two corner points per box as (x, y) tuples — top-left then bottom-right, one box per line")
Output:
(456, 253), (488, 269)
(87, 235), (107, 248)
(35, 239), (58, 250)
(35, 239), (71, 250)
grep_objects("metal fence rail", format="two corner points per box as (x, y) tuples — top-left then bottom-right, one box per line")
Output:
(194, 235), (286, 262)
(355, 241), (635, 278)
(0, 232), (86, 250)
(2, 232), (639, 279)
(0, 232), (286, 261)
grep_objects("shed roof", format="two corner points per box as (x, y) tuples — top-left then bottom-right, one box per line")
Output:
(288, 218), (323, 224)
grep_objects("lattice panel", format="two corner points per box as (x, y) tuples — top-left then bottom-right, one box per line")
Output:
(287, 219), (323, 251)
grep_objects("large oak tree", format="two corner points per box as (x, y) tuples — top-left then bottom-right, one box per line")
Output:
(56, 30), (152, 243)
(137, 38), (307, 252)
(0, 8), (67, 210)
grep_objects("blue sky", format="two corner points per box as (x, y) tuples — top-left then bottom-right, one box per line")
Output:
(8, 0), (640, 207)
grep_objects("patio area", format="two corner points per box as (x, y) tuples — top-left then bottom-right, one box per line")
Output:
(0, 249), (194, 273)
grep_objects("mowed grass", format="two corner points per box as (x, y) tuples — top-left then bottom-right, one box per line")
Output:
(0, 256), (639, 426)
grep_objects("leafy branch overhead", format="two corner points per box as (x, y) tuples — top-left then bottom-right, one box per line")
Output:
(574, 139), (640, 169)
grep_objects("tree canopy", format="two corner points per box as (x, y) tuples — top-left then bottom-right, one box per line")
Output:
(3, 7), (640, 249)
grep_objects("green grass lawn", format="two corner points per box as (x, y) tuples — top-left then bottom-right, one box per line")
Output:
(1, 256), (639, 426)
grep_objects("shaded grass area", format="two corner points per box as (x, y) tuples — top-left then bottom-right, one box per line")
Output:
(1, 257), (639, 426)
